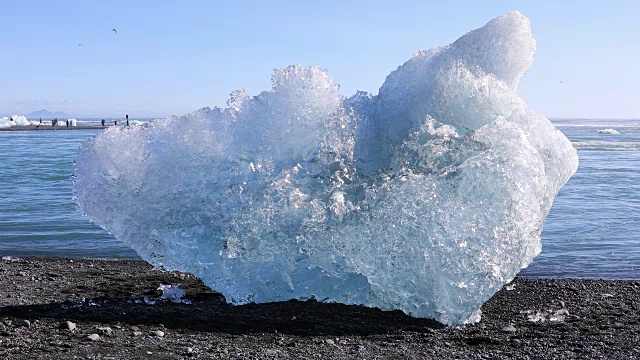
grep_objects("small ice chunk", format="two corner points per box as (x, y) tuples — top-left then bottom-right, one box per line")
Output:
(158, 283), (185, 303)
(505, 284), (516, 291)
(525, 310), (546, 322)
(525, 308), (569, 322)
(83, 298), (99, 307)
(143, 297), (156, 305)
(597, 128), (620, 135)
(550, 309), (569, 322)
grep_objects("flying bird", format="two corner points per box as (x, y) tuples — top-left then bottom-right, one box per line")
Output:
(78, 43), (83, 47)
(112, 28), (118, 34)
(559, 80), (563, 83)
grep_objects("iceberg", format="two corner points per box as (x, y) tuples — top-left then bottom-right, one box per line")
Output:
(73, 11), (578, 325)
(0, 115), (30, 128)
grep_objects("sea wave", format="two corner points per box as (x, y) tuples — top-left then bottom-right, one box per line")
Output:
(553, 122), (640, 129)
(572, 141), (640, 151)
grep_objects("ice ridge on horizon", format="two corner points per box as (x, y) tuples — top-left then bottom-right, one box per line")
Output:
(73, 11), (578, 326)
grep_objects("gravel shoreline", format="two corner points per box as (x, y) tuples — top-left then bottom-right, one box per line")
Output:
(0, 257), (638, 359)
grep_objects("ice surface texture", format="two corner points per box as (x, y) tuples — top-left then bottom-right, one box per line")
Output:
(74, 12), (578, 325)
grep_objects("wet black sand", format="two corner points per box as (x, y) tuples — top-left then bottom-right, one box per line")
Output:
(0, 257), (639, 359)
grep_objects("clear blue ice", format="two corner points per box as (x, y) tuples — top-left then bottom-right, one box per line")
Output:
(74, 12), (578, 325)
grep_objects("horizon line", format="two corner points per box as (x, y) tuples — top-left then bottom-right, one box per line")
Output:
(4, 113), (640, 121)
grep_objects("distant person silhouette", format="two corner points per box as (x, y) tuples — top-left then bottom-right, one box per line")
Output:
(66, 120), (70, 127)
(115, 120), (118, 126)
(126, 114), (129, 127)
(101, 119), (105, 127)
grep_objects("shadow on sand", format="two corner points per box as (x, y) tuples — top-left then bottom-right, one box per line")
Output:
(0, 295), (443, 336)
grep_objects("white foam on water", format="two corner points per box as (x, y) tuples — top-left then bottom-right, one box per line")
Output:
(572, 141), (639, 151)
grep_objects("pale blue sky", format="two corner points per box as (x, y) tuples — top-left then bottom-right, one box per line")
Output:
(1, 1), (639, 118)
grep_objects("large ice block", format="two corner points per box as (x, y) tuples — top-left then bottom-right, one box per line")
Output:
(73, 12), (578, 325)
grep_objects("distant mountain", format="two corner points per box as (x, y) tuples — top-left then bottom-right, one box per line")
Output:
(25, 109), (71, 119)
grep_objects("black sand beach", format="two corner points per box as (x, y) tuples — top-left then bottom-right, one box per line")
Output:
(0, 257), (639, 359)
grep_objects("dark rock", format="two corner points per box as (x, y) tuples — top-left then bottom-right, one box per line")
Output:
(500, 325), (516, 333)
(96, 326), (113, 336)
(83, 334), (100, 342)
(59, 321), (76, 331)
(18, 319), (31, 328)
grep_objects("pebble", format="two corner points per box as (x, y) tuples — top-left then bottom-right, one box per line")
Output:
(132, 331), (142, 337)
(19, 320), (30, 328)
(97, 327), (113, 336)
(83, 333), (100, 342)
(556, 309), (570, 316)
(150, 330), (165, 337)
(129, 325), (140, 332)
(501, 324), (516, 333)
(185, 346), (193, 354)
(325, 339), (335, 345)
(59, 321), (77, 331)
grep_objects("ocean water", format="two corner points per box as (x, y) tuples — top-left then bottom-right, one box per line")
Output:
(519, 118), (640, 279)
(0, 119), (638, 279)
(0, 128), (138, 258)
